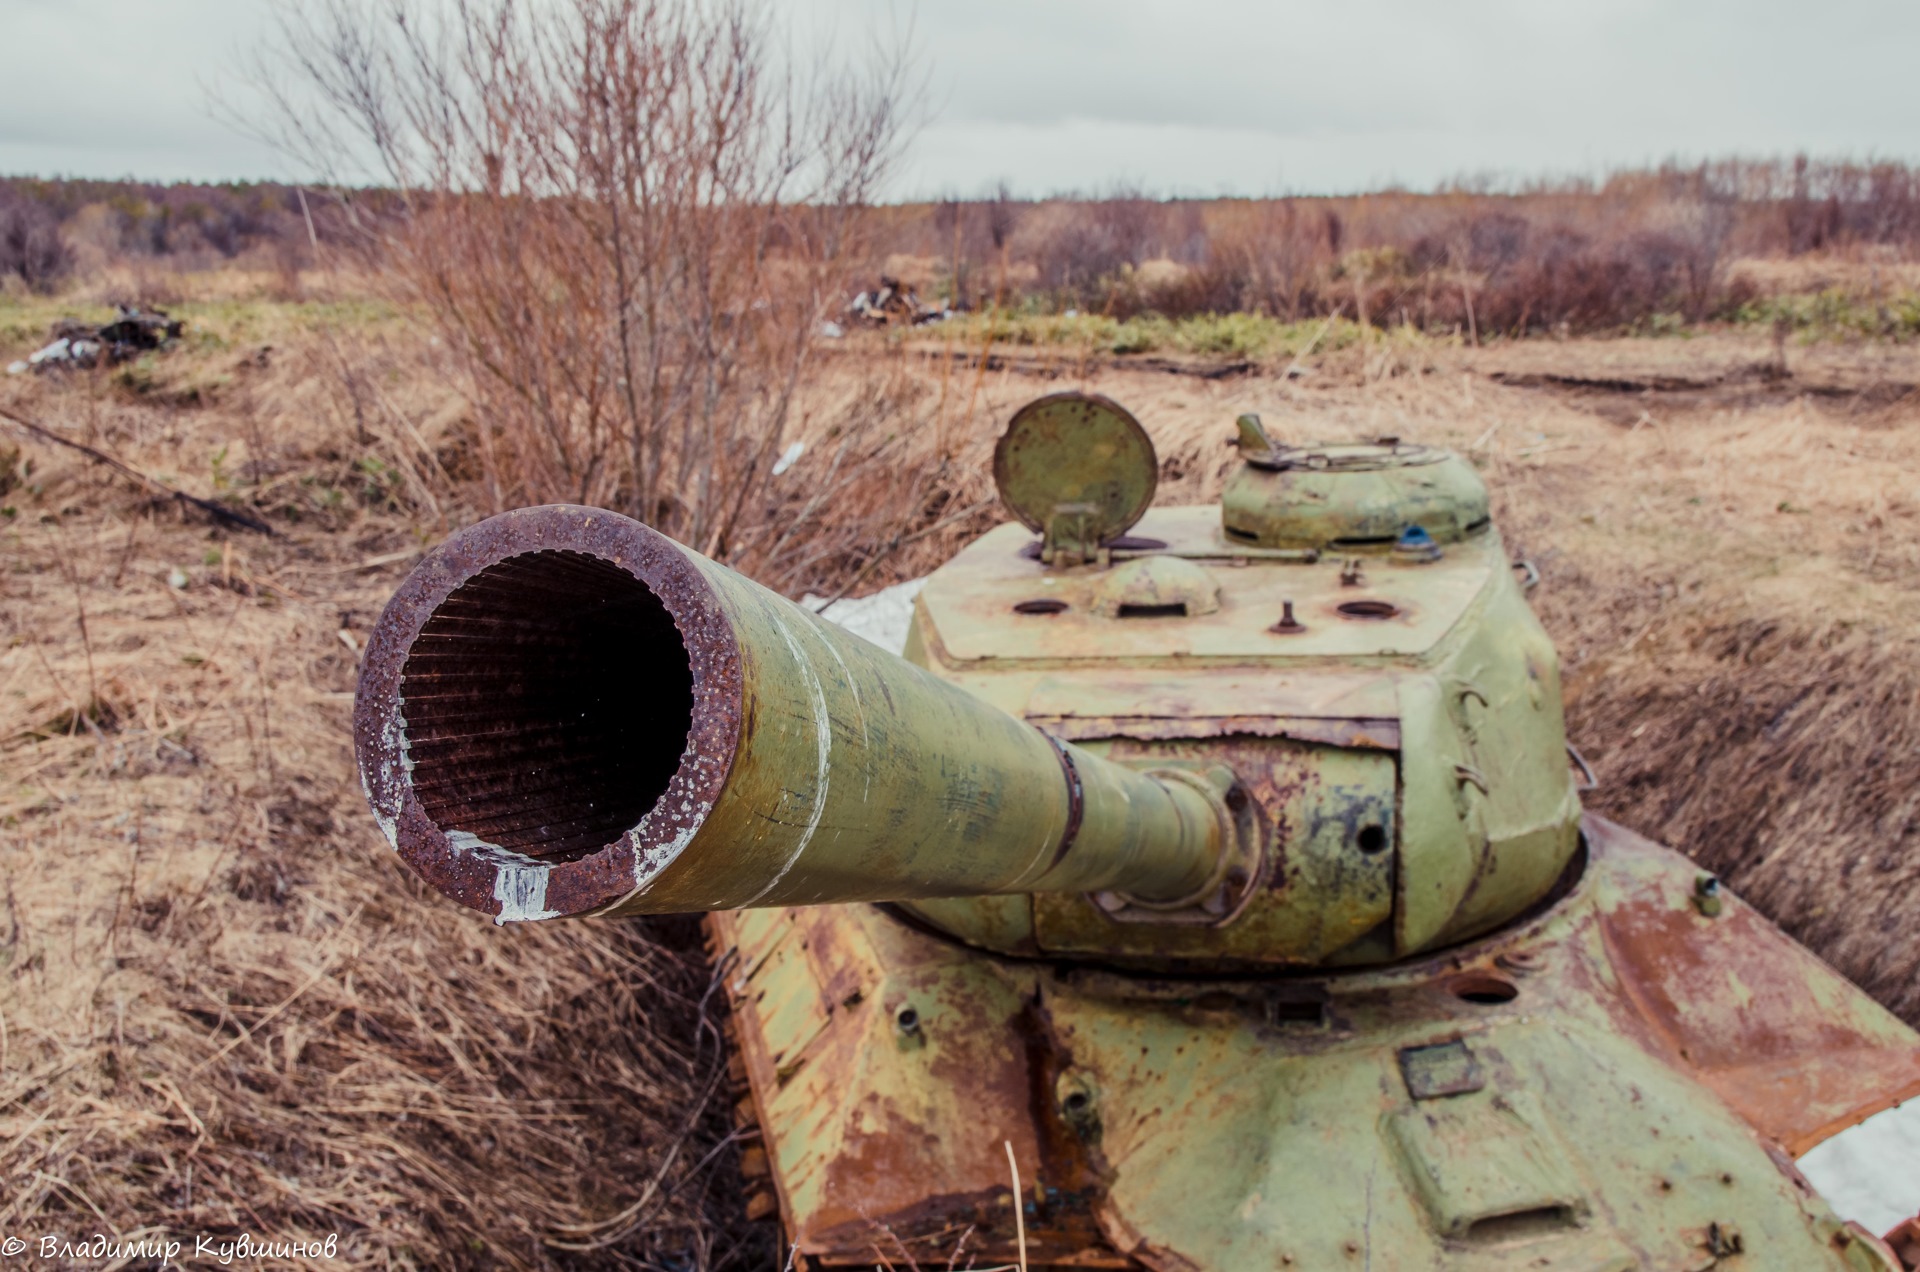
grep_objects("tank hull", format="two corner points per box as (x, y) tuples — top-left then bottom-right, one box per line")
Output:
(710, 816), (1919, 1270)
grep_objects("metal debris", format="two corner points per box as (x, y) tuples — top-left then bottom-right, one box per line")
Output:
(848, 277), (950, 326)
(6, 305), (184, 375)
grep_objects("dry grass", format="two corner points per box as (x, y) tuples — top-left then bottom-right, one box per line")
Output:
(1, 307), (772, 1268)
(2, 284), (1917, 1265)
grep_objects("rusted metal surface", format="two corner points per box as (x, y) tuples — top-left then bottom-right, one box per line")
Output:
(1886, 1217), (1920, 1269)
(712, 818), (1920, 1270)
(1590, 819), (1920, 1156)
(706, 902), (1134, 1269)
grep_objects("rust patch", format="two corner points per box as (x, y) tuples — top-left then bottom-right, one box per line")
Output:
(1588, 818), (1920, 1155)
(1019, 988), (1120, 1207)
(713, 902), (1136, 1269)
(1884, 1216), (1920, 1268)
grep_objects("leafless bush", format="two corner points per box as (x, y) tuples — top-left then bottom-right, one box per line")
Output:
(0, 188), (73, 292)
(859, 158), (1920, 332)
(1355, 170), (1743, 335)
(1016, 187), (1172, 309)
(253, 0), (917, 558)
(1168, 199), (1330, 319)
(985, 181), (1020, 255)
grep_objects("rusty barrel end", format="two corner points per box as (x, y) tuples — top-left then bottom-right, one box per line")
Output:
(352, 505), (741, 923)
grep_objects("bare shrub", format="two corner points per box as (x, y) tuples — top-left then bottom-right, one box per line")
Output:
(254, 0), (917, 557)
(850, 158), (1920, 335)
(1020, 202), (1129, 306)
(1016, 188), (1172, 311)
(1783, 156), (1845, 255)
(1215, 198), (1326, 319)
(0, 188), (73, 293)
(985, 181), (1021, 255)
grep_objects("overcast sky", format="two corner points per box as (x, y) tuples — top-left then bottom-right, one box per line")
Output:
(1, 0), (1915, 197)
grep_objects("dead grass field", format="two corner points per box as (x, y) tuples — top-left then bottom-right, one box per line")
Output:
(2, 275), (1917, 1266)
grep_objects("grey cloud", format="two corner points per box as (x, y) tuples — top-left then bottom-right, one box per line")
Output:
(0, 0), (1915, 193)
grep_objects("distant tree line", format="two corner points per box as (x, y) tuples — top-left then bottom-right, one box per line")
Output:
(6, 156), (1920, 335)
(0, 177), (392, 292)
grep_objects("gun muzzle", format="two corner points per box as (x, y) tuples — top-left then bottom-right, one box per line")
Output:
(353, 506), (1228, 923)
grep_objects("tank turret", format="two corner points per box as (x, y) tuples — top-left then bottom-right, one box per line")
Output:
(355, 393), (1920, 1270)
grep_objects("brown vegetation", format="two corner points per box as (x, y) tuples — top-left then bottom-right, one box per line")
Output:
(841, 157), (1920, 335)
(242, 0), (926, 562)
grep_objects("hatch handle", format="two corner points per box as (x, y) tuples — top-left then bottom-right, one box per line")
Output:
(1565, 742), (1599, 793)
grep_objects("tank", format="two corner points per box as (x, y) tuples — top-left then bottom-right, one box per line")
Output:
(354, 391), (1920, 1270)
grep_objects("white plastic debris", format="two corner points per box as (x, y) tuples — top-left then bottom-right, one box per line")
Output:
(166, 567), (189, 590)
(803, 577), (926, 655)
(771, 441), (806, 476)
(819, 320), (845, 339)
(28, 337), (71, 366)
(5, 361), (24, 376)
(17, 336), (105, 372)
(1798, 1100), (1920, 1237)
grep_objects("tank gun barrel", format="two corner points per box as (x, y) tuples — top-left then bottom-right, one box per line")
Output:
(353, 505), (1228, 922)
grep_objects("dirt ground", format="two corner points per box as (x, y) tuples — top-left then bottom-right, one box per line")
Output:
(2, 285), (1916, 1266)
